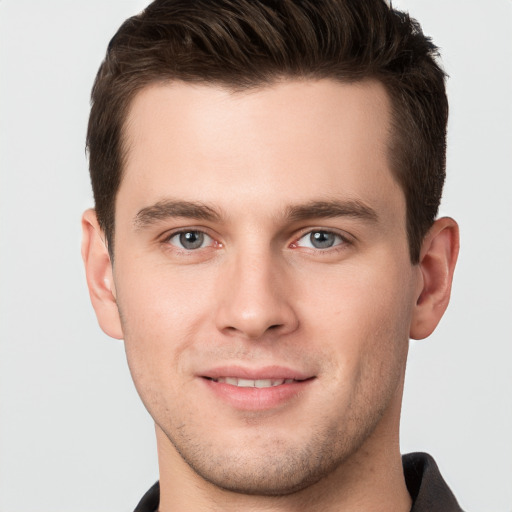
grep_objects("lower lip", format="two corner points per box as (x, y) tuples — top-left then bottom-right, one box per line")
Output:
(201, 378), (313, 411)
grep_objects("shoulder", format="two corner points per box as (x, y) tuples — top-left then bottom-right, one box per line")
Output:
(403, 452), (464, 512)
(133, 481), (160, 512)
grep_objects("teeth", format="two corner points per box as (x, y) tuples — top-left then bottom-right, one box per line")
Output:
(214, 377), (295, 388)
(255, 379), (272, 388)
(238, 378), (255, 388)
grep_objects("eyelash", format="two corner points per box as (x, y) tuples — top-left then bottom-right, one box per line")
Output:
(163, 229), (218, 251)
(290, 229), (351, 252)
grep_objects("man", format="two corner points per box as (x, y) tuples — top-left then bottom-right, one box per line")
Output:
(81, 0), (461, 510)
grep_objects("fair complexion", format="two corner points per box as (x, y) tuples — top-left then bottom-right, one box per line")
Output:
(82, 79), (459, 512)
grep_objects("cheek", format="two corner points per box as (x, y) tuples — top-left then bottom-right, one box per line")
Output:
(113, 263), (215, 398)
(298, 258), (415, 371)
(115, 257), (214, 336)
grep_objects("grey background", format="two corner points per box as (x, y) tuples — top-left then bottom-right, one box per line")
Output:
(0, 1), (511, 510)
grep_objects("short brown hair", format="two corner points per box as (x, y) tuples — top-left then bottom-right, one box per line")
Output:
(87, 0), (448, 263)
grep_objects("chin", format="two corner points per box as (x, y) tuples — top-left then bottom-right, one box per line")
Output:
(162, 415), (373, 497)
(182, 448), (337, 496)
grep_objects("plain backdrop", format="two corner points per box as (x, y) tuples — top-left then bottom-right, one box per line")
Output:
(0, 1), (511, 511)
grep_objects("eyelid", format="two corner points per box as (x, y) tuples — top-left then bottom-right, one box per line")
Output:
(160, 227), (220, 249)
(160, 225), (210, 240)
(290, 228), (353, 250)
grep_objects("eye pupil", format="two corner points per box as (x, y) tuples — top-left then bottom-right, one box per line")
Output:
(179, 231), (204, 249)
(310, 231), (335, 248)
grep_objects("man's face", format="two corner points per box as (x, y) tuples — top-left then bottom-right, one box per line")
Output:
(110, 79), (421, 494)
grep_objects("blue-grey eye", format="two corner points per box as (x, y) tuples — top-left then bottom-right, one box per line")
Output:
(296, 230), (344, 249)
(310, 231), (336, 248)
(169, 231), (211, 250)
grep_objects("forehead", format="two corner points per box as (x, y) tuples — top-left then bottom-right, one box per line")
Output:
(118, 79), (403, 225)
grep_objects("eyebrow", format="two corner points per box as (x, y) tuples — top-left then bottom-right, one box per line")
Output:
(284, 199), (378, 224)
(133, 197), (379, 230)
(134, 200), (221, 229)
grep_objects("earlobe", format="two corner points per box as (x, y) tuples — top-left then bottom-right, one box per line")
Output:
(410, 217), (460, 340)
(81, 209), (124, 340)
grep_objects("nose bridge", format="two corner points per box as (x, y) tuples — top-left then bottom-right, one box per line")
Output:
(215, 244), (297, 339)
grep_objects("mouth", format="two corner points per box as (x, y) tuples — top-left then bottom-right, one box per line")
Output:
(205, 377), (303, 388)
(200, 368), (315, 410)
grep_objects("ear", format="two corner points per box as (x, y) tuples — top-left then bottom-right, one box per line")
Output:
(410, 217), (460, 340)
(81, 209), (123, 339)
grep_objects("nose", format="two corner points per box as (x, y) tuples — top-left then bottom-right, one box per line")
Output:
(214, 250), (299, 340)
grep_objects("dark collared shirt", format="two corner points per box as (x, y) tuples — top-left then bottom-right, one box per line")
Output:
(402, 452), (464, 511)
(134, 452), (464, 512)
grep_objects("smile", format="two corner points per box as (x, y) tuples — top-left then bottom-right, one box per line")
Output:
(202, 371), (314, 411)
(208, 377), (298, 388)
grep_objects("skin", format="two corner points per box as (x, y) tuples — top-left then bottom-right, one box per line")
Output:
(82, 79), (459, 512)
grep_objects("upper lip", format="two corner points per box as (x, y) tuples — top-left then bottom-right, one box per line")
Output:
(200, 365), (313, 381)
